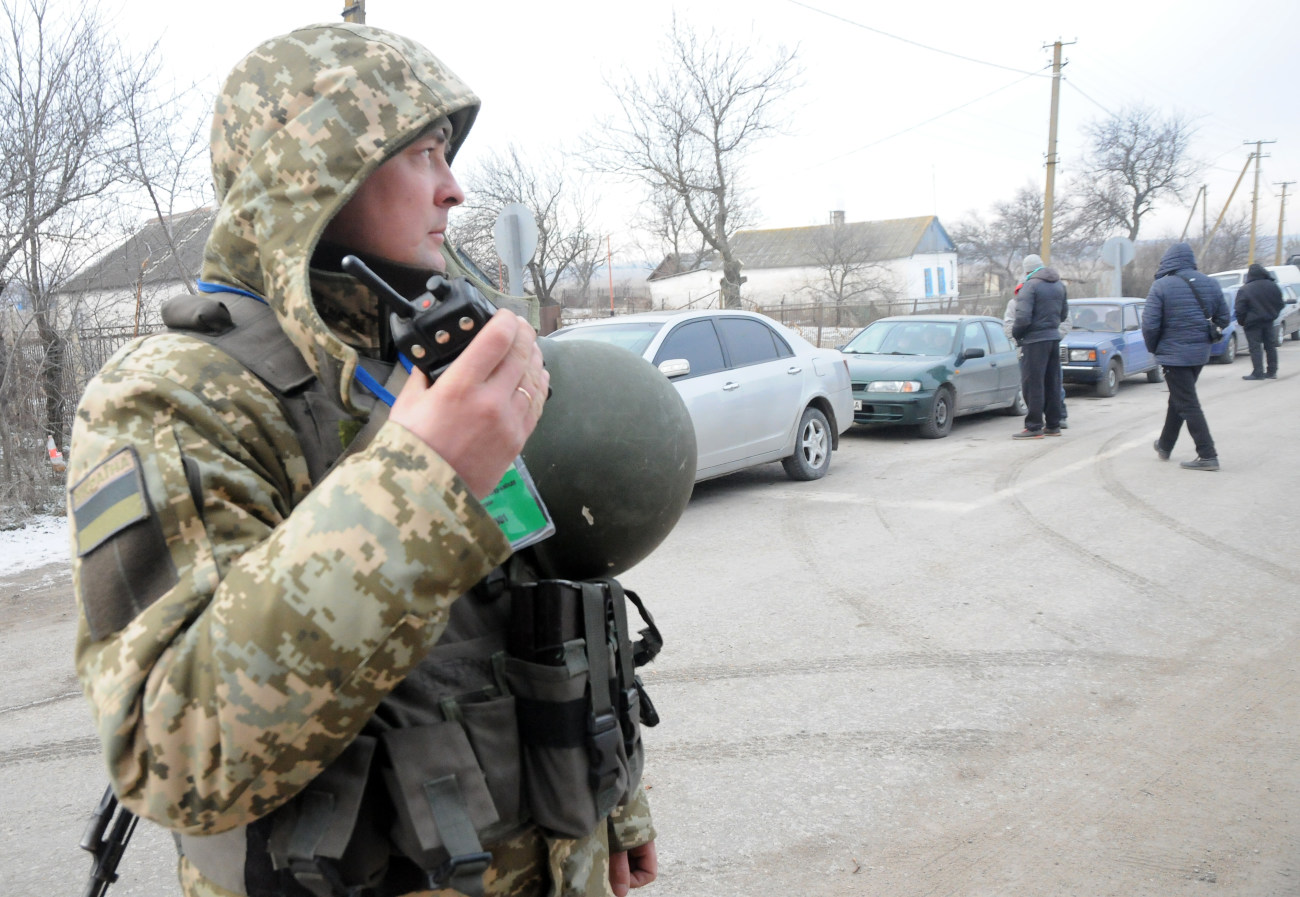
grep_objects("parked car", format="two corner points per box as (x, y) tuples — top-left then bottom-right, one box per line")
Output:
(838, 315), (1024, 438)
(1060, 298), (1161, 395)
(1206, 265), (1300, 362)
(1209, 282), (1300, 362)
(1278, 284), (1300, 341)
(1208, 264), (1300, 290)
(548, 310), (853, 482)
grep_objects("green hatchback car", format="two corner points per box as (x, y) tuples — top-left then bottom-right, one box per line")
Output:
(840, 315), (1025, 438)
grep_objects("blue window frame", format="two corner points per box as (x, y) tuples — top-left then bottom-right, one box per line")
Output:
(938, 267), (947, 294)
(924, 268), (934, 298)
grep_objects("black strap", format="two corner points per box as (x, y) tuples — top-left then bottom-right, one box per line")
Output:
(161, 291), (388, 486)
(285, 792), (350, 897)
(624, 589), (663, 668)
(422, 777), (491, 897)
(581, 582), (624, 815)
(1175, 273), (1213, 318)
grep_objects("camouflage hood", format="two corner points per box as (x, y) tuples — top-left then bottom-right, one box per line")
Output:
(200, 23), (480, 412)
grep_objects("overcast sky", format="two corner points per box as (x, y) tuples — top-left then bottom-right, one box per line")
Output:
(111, 0), (1298, 265)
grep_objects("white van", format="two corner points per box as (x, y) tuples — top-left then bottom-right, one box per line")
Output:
(1208, 264), (1300, 291)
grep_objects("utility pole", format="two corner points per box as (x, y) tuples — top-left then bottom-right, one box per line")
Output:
(1245, 139), (1275, 264)
(1202, 152), (1254, 256)
(342, 0), (365, 23)
(1277, 182), (1295, 266)
(1179, 185), (1206, 242)
(1040, 39), (1074, 265)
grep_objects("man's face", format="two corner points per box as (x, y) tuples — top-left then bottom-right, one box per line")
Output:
(324, 118), (463, 271)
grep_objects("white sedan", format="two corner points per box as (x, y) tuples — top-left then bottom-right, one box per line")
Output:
(549, 309), (853, 482)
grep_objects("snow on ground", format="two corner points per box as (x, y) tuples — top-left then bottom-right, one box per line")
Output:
(0, 515), (70, 576)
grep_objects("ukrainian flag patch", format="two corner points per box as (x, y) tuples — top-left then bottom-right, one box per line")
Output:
(70, 447), (150, 556)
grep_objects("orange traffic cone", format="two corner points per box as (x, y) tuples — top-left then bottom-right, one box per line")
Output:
(47, 435), (66, 473)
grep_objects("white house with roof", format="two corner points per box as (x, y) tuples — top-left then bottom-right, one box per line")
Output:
(58, 208), (216, 333)
(646, 213), (958, 310)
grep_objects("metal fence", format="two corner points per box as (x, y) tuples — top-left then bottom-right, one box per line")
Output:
(557, 293), (1009, 348)
(0, 323), (160, 520)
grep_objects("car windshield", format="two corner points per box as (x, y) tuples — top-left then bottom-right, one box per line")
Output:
(842, 320), (956, 356)
(1211, 273), (1239, 289)
(549, 321), (665, 356)
(1070, 304), (1123, 332)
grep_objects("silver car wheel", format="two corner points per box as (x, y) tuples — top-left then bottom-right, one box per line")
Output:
(782, 406), (832, 481)
(802, 417), (828, 468)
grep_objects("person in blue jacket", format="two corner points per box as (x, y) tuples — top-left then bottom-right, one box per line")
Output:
(1141, 242), (1229, 471)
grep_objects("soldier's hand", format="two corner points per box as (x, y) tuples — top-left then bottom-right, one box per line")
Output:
(389, 309), (548, 498)
(609, 840), (658, 895)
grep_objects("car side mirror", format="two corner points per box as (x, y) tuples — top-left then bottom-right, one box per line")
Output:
(658, 358), (691, 378)
(961, 347), (986, 360)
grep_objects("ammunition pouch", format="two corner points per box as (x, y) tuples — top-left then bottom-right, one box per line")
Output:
(504, 577), (658, 838)
(179, 574), (661, 897)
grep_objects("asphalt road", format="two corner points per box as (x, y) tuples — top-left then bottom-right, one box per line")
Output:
(3, 347), (1298, 896)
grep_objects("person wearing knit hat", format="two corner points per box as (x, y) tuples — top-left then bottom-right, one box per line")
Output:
(1010, 252), (1069, 438)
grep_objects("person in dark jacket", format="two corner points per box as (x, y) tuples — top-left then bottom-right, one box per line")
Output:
(1234, 263), (1284, 379)
(1010, 253), (1068, 438)
(1142, 242), (1230, 471)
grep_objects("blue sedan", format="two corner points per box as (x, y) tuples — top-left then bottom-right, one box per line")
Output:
(1060, 298), (1162, 396)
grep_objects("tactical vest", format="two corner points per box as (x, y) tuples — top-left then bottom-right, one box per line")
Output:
(159, 291), (660, 897)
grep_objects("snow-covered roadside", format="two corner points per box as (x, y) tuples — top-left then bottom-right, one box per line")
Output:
(0, 515), (70, 575)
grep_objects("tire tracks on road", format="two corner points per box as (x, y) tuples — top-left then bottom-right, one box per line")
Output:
(645, 648), (1179, 685)
(1095, 437), (1300, 586)
(0, 734), (100, 768)
(995, 434), (1177, 604)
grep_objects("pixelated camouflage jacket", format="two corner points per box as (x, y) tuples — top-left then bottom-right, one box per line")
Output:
(68, 22), (651, 896)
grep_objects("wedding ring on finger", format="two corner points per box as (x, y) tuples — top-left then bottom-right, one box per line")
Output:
(515, 385), (533, 404)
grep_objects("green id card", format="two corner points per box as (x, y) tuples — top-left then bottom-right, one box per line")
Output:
(481, 457), (555, 550)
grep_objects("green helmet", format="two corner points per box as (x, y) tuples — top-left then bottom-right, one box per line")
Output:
(521, 338), (696, 580)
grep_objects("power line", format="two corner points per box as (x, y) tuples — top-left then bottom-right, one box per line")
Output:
(807, 68), (1046, 169)
(783, 0), (1050, 78)
(1061, 78), (1114, 118)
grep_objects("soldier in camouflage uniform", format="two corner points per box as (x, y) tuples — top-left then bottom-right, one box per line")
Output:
(67, 22), (657, 897)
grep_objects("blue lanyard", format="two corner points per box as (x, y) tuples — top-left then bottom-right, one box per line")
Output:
(195, 279), (410, 406)
(352, 356), (413, 407)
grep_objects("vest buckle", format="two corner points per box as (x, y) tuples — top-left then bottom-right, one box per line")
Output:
(587, 710), (622, 793)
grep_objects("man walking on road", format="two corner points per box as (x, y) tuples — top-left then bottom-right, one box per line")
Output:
(1010, 253), (1068, 438)
(1143, 242), (1230, 471)
(1235, 263), (1284, 380)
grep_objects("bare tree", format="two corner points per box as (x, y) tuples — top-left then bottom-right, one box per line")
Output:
(951, 184), (1049, 295)
(565, 236), (607, 308)
(1195, 209), (1256, 275)
(801, 218), (898, 321)
(0, 0), (161, 514)
(954, 182), (1117, 296)
(592, 16), (798, 308)
(113, 56), (213, 292)
(1076, 106), (1201, 243)
(633, 183), (711, 275)
(449, 144), (600, 305)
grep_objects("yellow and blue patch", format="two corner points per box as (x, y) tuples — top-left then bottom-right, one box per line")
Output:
(70, 447), (150, 557)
